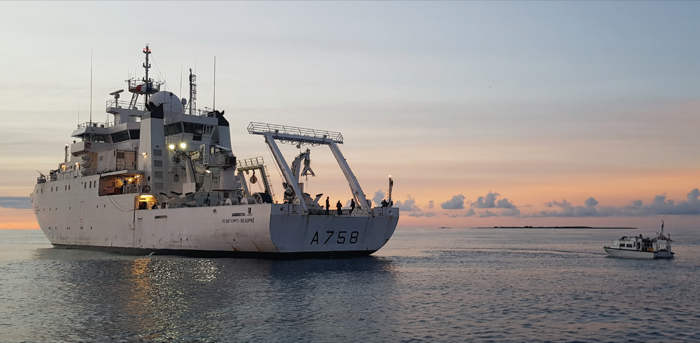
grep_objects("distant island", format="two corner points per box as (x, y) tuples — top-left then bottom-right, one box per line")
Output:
(479, 226), (637, 230)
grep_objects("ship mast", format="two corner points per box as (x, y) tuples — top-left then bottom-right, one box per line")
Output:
(143, 44), (152, 105)
(127, 44), (161, 109)
(189, 68), (197, 115)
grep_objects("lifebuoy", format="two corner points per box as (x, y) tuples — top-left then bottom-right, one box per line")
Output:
(86, 142), (91, 148)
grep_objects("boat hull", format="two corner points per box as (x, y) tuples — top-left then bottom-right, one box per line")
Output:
(603, 247), (674, 259)
(51, 244), (378, 258)
(32, 187), (399, 258)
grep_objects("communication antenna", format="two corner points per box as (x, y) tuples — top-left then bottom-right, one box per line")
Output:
(179, 63), (184, 114)
(213, 56), (216, 112)
(89, 48), (93, 124)
(189, 68), (197, 116)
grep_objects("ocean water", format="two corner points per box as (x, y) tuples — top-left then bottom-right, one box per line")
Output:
(1, 226), (699, 343)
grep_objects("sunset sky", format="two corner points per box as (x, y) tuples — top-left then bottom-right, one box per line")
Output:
(0, 2), (698, 230)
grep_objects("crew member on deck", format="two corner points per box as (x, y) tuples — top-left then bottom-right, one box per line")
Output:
(350, 198), (355, 214)
(336, 200), (342, 215)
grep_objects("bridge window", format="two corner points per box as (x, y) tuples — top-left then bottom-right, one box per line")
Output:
(111, 130), (130, 143)
(129, 130), (140, 140)
(183, 122), (204, 140)
(164, 123), (183, 136)
(85, 134), (106, 143)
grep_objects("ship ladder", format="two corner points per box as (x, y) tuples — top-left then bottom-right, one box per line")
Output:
(263, 165), (276, 203)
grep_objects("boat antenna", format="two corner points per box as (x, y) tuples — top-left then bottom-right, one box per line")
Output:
(179, 63), (184, 114)
(661, 219), (664, 233)
(89, 48), (93, 124)
(213, 55), (216, 112)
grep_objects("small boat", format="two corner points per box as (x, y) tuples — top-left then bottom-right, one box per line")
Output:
(603, 221), (674, 259)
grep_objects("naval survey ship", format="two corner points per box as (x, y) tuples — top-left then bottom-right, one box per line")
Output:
(31, 45), (399, 257)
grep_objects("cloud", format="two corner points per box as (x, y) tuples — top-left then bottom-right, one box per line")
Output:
(530, 189), (700, 217)
(532, 198), (608, 217)
(471, 192), (516, 209)
(395, 195), (421, 212)
(0, 197), (32, 209)
(688, 189), (699, 204)
(546, 199), (571, 208)
(441, 195), (465, 209)
(478, 208), (520, 217)
(428, 200), (434, 209)
(449, 208), (476, 217)
(409, 211), (437, 218)
(501, 207), (521, 216)
(472, 192), (499, 208)
(634, 189), (700, 215)
(372, 190), (385, 208)
(479, 210), (499, 218)
(584, 197), (599, 207)
(496, 198), (516, 209)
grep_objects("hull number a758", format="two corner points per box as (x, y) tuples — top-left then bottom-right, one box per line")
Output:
(310, 231), (359, 245)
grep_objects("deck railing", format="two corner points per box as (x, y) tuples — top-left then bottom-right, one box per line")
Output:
(106, 99), (219, 118)
(247, 122), (343, 144)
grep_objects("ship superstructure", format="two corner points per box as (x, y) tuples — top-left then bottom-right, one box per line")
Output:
(31, 45), (399, 257)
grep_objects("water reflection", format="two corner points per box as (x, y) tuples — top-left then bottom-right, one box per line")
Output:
(7, 227), (700, 342)
(21, 251), (400, 342)
(121, 257), (231, 341)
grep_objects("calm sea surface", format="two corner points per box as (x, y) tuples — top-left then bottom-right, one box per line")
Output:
(1, 226), (699, 343)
